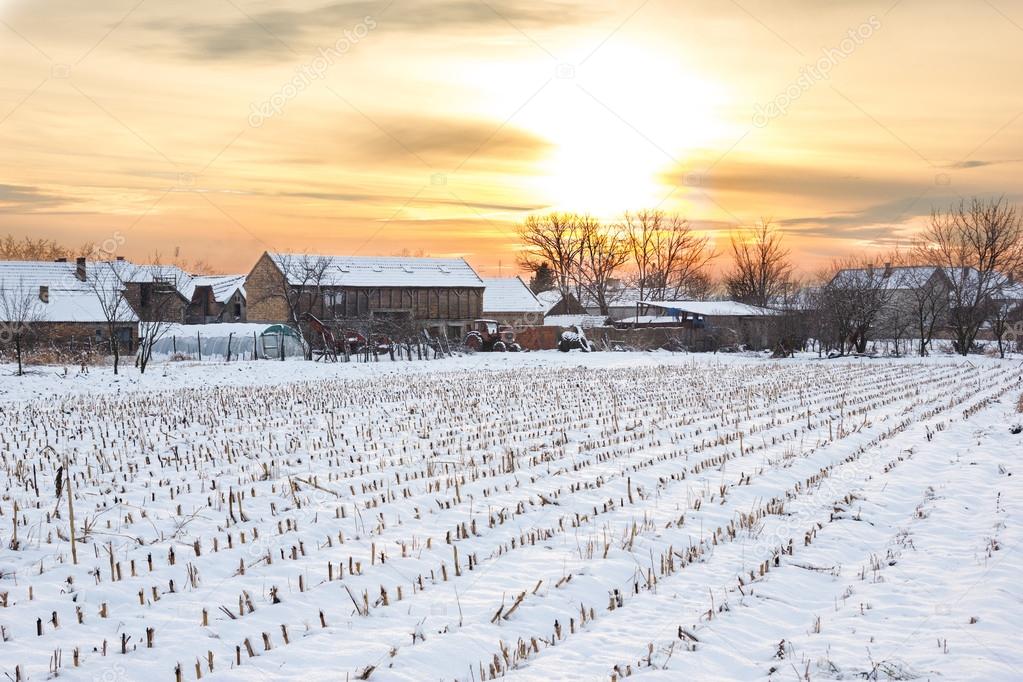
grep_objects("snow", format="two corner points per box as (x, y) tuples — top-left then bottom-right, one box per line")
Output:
(0, 260), (87, 291)
(0, 261), (138, 322)
(542, 313), (607, 328)
(830, 266), (941, 291)
(638, 300), (780, 317)
(269, 253), (484, 289)
(190, 275), (246, 304)
(481, 277), (544, 314)
(38, 289), (138, 323)
(535, 290), (565, 313)
(0, 353), (1021, 681)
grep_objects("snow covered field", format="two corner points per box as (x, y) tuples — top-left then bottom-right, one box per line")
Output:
(1, 353), (1021, 681)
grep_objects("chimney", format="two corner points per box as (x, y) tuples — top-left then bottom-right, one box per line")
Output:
(75, 257), (86, 281)
(39, 285), (49, 303)
(55, 257), (67, 263)
(884, 262), (892, 277)
(866, 263), (874, 279)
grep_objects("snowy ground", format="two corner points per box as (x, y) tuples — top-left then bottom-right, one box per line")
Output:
(0, 353), (1021, 681)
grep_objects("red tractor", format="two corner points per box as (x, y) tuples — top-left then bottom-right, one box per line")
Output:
(463, 319), (521, 352)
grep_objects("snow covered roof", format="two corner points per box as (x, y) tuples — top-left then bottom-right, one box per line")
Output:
(580, 286), (644, 308)
(482, 277), (544, 313)
(616, 314), (688, 325)
(0, 260), (88, 291)
(191, 274), (246, 303)
(831, 266), (942, 290)
(639, 300), (779, 317)
(130, 264), (195, 300)
(544, 314), (607, 329)
(535, 289), (564, 313)
(268, 253), (484, 288)
(40, 290), (138, 323)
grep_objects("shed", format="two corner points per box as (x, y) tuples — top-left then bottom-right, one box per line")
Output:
(482, 277), (545, 326)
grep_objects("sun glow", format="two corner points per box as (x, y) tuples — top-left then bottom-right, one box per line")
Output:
(520, 44), (731, 218)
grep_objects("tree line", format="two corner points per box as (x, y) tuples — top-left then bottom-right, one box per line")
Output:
(517, 197), (1023, 357)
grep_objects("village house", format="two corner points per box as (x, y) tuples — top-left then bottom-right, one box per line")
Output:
(245, 252), (485, 339)
(0, 258), (138, 351)
(119, 263), (248, 324)
(186, 275), (247, 324)
(481, 277), (545, 327)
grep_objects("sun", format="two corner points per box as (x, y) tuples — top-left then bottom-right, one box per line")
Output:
(519, 43), (730, 218)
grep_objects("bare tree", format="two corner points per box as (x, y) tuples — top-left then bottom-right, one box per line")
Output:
(622, 210), (714, 301)
(918, 197), (1023, 355)
(988, 284), (1023, 358)
(267, 254), (333, 360)
(575, 217), (630, 317)
(85, 261), (138, 375)
(516, 214), (585, 297)
(724, 220), (793, 307)
(0, 278), (44, 375)
(136, 257), (191, 374)
(891, 253), (949, 357)
(0, 234), (95, 262)
(819, 258), (897, 354)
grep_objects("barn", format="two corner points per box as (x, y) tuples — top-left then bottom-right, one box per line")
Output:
(245, 252), (485, 339)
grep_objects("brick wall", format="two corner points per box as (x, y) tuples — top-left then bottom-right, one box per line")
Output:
(0, 321), (137, 353)
(245, 253), (291, 323)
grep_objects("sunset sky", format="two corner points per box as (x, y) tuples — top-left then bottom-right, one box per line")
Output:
(2, 0), (1022, 276)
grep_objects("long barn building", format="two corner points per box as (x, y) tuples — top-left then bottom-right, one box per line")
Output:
(245, 252), (485, 339)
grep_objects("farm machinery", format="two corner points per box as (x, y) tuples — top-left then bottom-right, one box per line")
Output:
(463, 319), (522, 352)
(305, 313), (393, 361)
(558, 325), (593, 352)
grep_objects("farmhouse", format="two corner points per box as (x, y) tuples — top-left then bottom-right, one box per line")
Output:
(481, 277), (545, 326)
(117, 263), (248, 324)
(0, 259), (138, 350)
(246, 252), (485, 339)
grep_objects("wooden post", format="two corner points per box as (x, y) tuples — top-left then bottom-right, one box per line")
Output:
(196, 331), (202, 361)
(65, 458), (77, 565)
(10, 501), (17, 551)
(227, 333), (234, 362)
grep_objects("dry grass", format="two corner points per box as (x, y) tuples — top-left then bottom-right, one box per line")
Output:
(25, 347), (104, 367)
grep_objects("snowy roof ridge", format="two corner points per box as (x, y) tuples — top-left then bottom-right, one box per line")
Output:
(639, 300), (779, 316)
(482, 277), (545, 313)
(191, 274), (247, 303)
(267, 252), (484, 288)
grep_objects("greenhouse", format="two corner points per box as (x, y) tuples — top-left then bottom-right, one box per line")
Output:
(148, 323), (307, 361)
